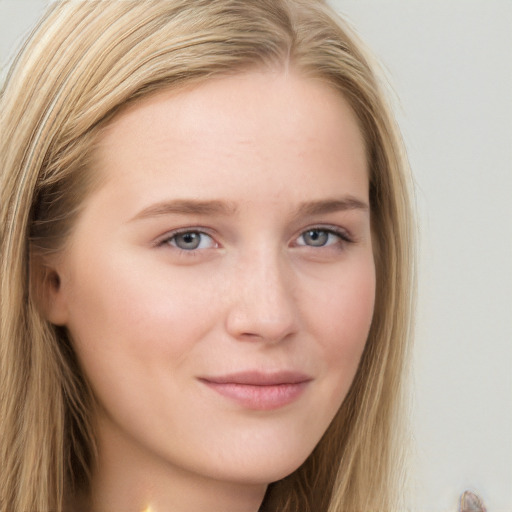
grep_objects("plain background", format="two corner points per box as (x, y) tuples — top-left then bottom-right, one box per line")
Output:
(1, 1), (511, 511)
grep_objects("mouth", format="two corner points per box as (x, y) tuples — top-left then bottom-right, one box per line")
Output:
(198, 371), (312, 410)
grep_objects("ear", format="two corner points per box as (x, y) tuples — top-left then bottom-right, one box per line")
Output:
(30, 252), (69, 326)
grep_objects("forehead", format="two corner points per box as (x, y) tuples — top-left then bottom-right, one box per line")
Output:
(91, 68), (368, 212)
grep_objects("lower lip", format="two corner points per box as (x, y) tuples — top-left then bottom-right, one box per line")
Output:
(201, 381), (309, 410)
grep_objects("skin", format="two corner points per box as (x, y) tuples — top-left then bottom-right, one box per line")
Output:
(46, 68), (375, 512)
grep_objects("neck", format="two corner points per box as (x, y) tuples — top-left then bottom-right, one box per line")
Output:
(71, 477), (266, 512)
(84, 468), (266, 512)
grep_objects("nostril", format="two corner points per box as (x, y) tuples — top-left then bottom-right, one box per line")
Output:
(224, 257), (298, 342)
(224, 300), (297, 344)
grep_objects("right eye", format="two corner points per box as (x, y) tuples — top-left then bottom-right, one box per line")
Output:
(162, 231), (217, 251)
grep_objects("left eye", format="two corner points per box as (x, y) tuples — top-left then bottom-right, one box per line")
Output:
(166, 231), (216, 250)
(296, 228), (343, 247)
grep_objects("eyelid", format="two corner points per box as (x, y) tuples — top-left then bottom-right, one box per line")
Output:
(154, 227), (219, 249)
(152, 224), (355, 251)
(293, 225), (354, 245)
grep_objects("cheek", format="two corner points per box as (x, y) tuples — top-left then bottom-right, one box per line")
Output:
(310, 257), (376, 395)
(312, 254), (375, 335)
(63, 251), (219, 395)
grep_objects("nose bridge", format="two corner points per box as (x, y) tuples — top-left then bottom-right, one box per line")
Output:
(225, 244), (298, 342)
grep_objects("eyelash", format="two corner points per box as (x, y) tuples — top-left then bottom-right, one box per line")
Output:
(156, 225), (354, 254)
(156, 228), (217, 255)
(295, 226), (353, 249)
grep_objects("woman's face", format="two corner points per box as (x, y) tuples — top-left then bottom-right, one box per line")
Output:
(48, 69), (375, 504)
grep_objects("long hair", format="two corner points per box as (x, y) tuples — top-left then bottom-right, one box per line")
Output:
(0, 1), (415, 511)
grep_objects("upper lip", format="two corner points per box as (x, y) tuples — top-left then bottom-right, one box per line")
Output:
(199, 371), (312, 386)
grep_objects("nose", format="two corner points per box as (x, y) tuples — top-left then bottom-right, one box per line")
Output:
(224, 250), (299, 344)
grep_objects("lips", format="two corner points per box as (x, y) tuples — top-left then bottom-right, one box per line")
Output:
(199, 371), (312, 410)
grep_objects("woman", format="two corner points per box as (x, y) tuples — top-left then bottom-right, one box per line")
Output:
(0, 1), (415, 511)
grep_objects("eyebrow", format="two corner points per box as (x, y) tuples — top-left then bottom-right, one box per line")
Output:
(294, 197), (369, 218)
(130, 199), (238, 221)
(129, 196), (369, 222)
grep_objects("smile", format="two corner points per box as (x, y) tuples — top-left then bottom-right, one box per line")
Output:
(199, 371), (312, 410)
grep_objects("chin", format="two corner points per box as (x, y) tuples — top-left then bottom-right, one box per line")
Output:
(210, 443), (313, 486)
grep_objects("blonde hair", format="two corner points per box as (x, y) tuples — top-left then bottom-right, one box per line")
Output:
(0, 1), (415, 511)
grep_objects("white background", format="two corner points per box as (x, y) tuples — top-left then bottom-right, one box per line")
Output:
(1, 1), (511, 510)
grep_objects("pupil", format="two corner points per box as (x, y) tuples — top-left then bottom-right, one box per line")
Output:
(305, 230), (327, 246)
(178, 232), (200, 249)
